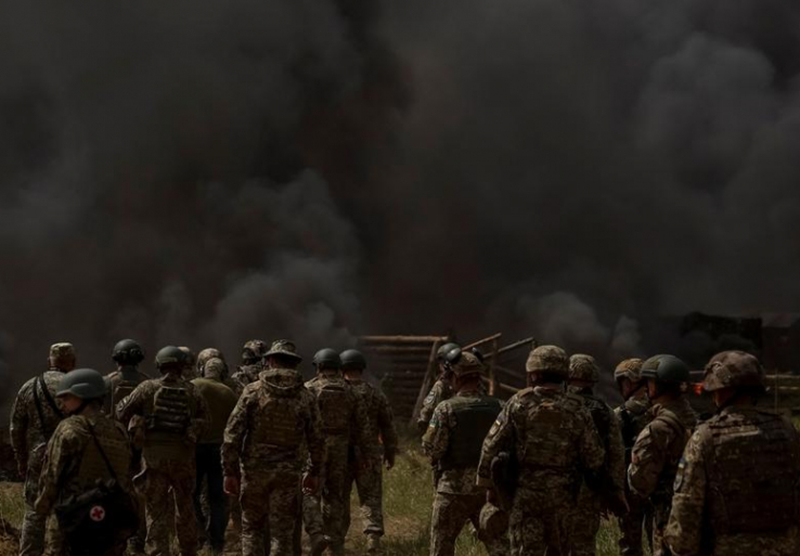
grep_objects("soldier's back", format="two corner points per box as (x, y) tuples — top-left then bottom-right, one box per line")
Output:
(306, 374), (356, 437)
(105, 368), (150, 417)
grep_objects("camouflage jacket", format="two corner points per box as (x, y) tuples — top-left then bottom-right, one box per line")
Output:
(628, 396), (697, 502)
(104, 367), (150, 419)
(346, 378), (398, 459)
(573, 388), (626, 496)
(116, 373), (209, 464)
(423, 390), (502, 496)
(35, 411), (132, 515)
(231, 363), (263, 391)
(477, 386), (605, 493)
(305, 372), (374, 457)
(615, 393), (652, 464)
(10, 370), (66, 474)
(222, 368), (325, 477)
(418, 378), (453, 428)
(665, 406), (800, 556)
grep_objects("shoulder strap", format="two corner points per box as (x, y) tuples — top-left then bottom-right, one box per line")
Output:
(38, 375), (64, 418)
(32, 378), (48, 432)
(88, 423), (120, 483)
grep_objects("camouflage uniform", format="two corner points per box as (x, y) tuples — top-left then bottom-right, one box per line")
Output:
(567, 355), (626, 556)
(615, 393), (652, 555)
(418, 378), (453, 430)
(223, 367), (325, 556)
(35, 412), (133, 556)
(10, 343), (74, 556)
(666, 350), (800, 556)
(231, 364), (263, 391)
(477, 346), (605, 556)
(231, 340), (267, 392)
(343, 376), (398, 541)
(105, 368), (150, 420)
(423, 383), (505, 556)
(117, 370), (208, 556)
(303, 370), (372, 552)
(628, 397), (696, 556)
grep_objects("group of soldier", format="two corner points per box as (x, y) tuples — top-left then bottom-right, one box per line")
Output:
(9, 339), (397, 556)
(415, 342), (800, 556)
(8, 336), (800, 556)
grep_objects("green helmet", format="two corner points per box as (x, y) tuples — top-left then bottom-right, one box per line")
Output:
(340, 349), (367, 369)
(569, 354), (600, 383)
(56, 368), (107, 400)
(640, 354), (690, 384)
(112, 339), (144, 365)
(155, 346), (187, 372)
(437, 342), (460, 361)
(526, 345), (569, 377)
(614, 358), (644, 383)
(704, 350), (765, 392)
(313, 348), (341, 369)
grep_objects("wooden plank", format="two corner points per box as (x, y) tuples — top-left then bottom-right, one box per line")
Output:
(462, 333), (503, 351)
(488, 337), (499, 396)
(361, 346), (436, 354)
(361, 335), (448, 344)
(483, 337), (536, 360)
(411, 340), (442, 424)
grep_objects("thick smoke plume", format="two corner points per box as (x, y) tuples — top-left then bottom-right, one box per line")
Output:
(3, 0), (800, 408)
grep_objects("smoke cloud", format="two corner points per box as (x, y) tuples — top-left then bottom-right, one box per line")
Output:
(3, 0), (800, 408)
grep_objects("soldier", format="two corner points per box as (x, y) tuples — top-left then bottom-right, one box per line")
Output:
(422, 351), (505, 556)
(192, 358), (238, 555)
(10, 342), (76, 556)
(178, 347), (197, 380)
(231, 340), (268, 389)
(35, 369), (137, 556)
(340, 349), (398, 554)
(197, 348), (224, 377)
(665, 351), (800, 555)
(222, 340), (325, 556)
(477, 345), (605, 555)
(628, 355), (697, 556)
(116, 346), (209, 556)
(105, 339), (150, 419)
(613, 358), (652, 556)
(566, 354), (627, 556)
(417, 342), (460, 433)
(304, 348), (372, 556)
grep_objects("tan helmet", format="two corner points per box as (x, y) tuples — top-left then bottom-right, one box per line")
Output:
(704, 350), (765, 392)
(614, 358), (644, 383)
(569, 354), (600, 383)
(479, 503), (508, 538)
(197, 348), (224, 374)
(526, 345), (569, 377)
(451, 351), (484, 378)
(203, 357), (229, 380)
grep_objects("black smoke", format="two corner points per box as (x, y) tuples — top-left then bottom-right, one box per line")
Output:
(3, 0), (800, 409)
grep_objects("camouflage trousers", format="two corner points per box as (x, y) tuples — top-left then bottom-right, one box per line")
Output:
(21, 468), (47, 556)
(650, 500), (672, 556)
(618, 488), (651, 556)
(343, 457), (384, 537)
(569, 486), (601, 556)
(240, 470), (301, 556)
(430, 492), (507, 556)
(510, 486), (575, 556)
(137, 460), (197, 556)
(303, 439), (349, 548)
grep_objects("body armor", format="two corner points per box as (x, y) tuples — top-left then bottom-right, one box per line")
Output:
(316, 378), (351, 435)
(707, 411), (799, 534)
(519, 391), (584, 470)
(149, 386), (191, 434)
(440, 396), (502, 471)
(76, 417), (131, 490)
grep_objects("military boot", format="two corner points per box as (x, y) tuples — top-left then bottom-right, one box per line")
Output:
(366, 533), (382, 554)
(310, 534), (329, 556)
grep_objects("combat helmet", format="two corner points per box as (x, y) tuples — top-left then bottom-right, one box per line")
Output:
(313, 348), (341, 369)
(112, 339), (145, 366)
(569, 354), (600, 383)
(640, 354), (690, 384)
(614, 358), (644, 384)
(451, 351), (484, 378)
(197, 348), (224, 374)
(526, 345), (569, 378)
(56, 368), (107, 400)
(436, 342), (460, 361)
(242, 339), (267, 365)
(703, 350), (765, 392)
(155, 346), (187, 373)
(203, 357), (229, 380)
(340, 349), (367, 370)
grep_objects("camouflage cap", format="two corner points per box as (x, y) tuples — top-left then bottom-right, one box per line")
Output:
(265, 339), (302, 362)
(704, 350), (765, 392)
(452, 351), (484, 378)
(614, 358), (644, 383)
(525, 345), (569, 377)
(569, 354), (600, 383)
(49, 342), (76, 362)
(243, 339), (268, 356)
(197, 348), (224, 372)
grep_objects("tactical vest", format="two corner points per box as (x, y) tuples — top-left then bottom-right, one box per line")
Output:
(109, 371), (146, 412)
(247, 390), (304, 452)
(77, 418), (130, 491)
(440, 396), (502, 471)
(519, 392), (583, 470)
(706, 411), (799, 534)
(316, 380), (351, 435)
(148, 385), (191, 434)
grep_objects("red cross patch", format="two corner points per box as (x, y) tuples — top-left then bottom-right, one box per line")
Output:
(89, 506), (106, 522)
